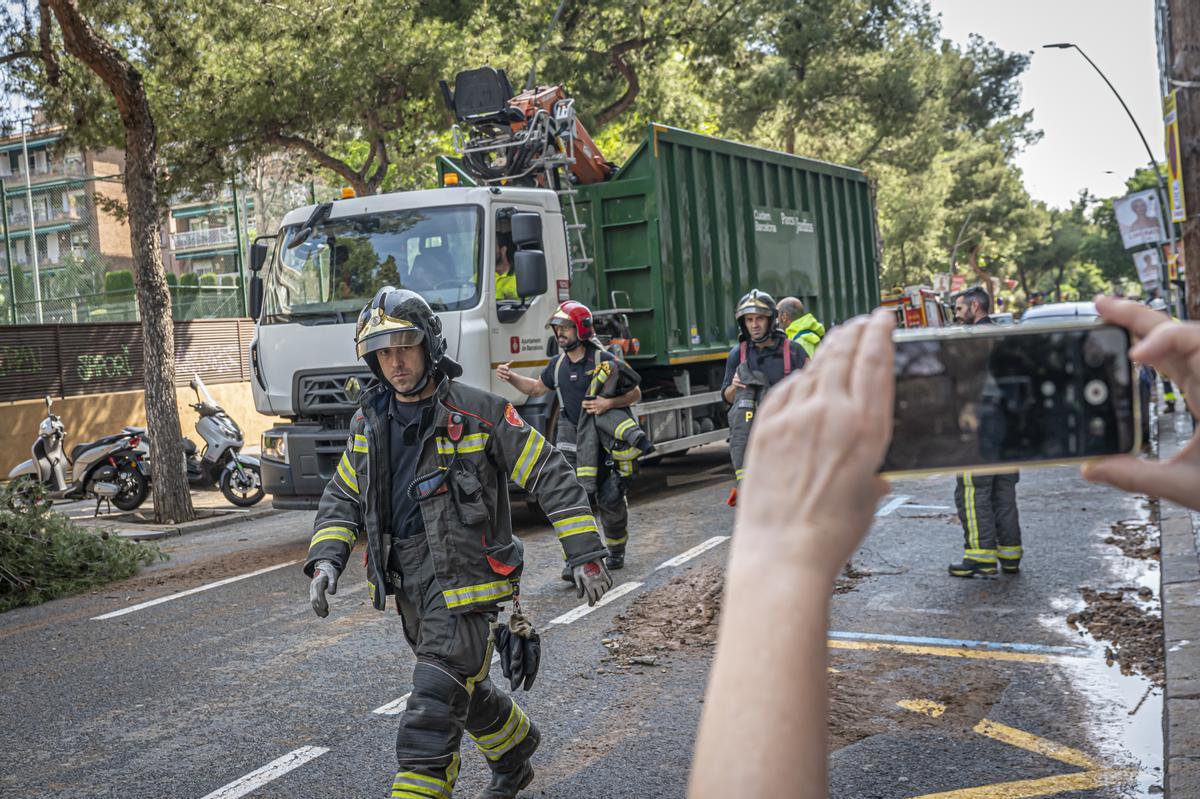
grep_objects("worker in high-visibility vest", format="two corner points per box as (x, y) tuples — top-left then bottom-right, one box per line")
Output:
(777, 296), (826, 358)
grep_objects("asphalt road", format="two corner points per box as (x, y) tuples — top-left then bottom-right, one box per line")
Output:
(0, 444), (1162, 798)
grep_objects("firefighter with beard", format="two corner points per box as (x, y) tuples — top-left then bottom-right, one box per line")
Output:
(497, 301), (642, 573)
(305, 288), (612, 798)
(721, 290), (808, 506)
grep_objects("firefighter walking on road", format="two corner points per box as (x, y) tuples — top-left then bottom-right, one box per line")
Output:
(497, 300), (643, 573)
(948, 287), (1023, 577)
(721, 290), (808, 506)
(305, 288), (612, 799)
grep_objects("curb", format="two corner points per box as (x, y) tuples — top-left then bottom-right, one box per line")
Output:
(102, 504), (281, 541)
(1157, 410), (1200, 798)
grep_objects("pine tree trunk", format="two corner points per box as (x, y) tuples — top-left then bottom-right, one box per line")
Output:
(47, 0), (194, 522)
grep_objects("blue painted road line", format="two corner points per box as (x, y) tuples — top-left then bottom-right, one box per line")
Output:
(828, 630), (1088, 657)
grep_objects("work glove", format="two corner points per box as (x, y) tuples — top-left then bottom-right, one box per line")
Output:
(309, 560), (340, 618)
(494, 612), (542, 692)
(573, 559), (613, 606)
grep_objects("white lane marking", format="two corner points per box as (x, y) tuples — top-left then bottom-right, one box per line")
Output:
(548, 581), (643, 627)
(92, 561), (298, 620)
(874, 495), (911, 517)
(899, 504), (951, 511)
(655, 536), (730, 570)
(373, 692), (411, 716)
(199, 746), (328, 799)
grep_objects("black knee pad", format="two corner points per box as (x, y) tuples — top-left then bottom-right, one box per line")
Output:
(396, 662), (470, 765)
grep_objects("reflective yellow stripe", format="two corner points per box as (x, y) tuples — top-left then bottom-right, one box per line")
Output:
(998, 546), (1023, 559)
(352, 434), (369, 453)
(605, 533), (629, 546)
(436, 432), (489, 456)
(964, 548), (997, 562)
(614, 417), (637, 439)
(310, 526), (356, 548)
(337, 453), (359, 493)
(964, 474), (978, 550)
(552, 514), (599, 540)
(470, 704), (532, 760)
(510, 430), (545, 487)
(735, 468), (745, 480)
(391, 758), (457, 799)
(610, 446), (641, 461)
(443, 580), (514, 609)
(575, 465), (599, 477)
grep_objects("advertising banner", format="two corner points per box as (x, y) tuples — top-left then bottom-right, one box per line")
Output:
(1114, 189), (1167, 249)
(1133, 249), (1163, 290)
(1165, 91), (1187, 224)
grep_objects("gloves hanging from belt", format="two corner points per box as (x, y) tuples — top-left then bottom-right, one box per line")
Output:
(494, 611), (541, 691)
(309, 560), (340, 618)
(573, 559), (613, 606)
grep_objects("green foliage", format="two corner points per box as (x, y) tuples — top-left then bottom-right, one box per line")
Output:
(199, 272), (218, 287)
(103, 269), (135, 303)
(0, 481), (162, 613)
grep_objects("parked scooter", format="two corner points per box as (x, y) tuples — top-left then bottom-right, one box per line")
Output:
(182, 375), (264, 507)
(7, 395), (151, 514)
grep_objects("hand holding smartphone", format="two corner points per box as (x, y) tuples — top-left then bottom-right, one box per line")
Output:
(882, 321), (1139, 477)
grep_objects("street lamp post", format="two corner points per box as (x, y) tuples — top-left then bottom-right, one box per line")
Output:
(1043, 43), (1180, 310)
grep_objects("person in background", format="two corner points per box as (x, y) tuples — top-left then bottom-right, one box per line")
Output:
(949, 286), (1022, 577)
(778, 296), (826, 358)
(690, 297), (1200, 798)
(495, 236), (519, 301)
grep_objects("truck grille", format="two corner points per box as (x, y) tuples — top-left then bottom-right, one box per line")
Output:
(296, 371), (374, 415)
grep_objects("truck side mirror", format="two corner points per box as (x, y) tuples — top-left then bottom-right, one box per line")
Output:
(511, 212), (542, 248)
(515, 250), (548, 297)
(249, 275), (264, 319)
(250, 240), (269, 272)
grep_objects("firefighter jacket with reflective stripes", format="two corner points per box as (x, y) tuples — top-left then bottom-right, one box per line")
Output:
(785, 313), (826, 358)
(305, 374), (607, 613)
(555, 349), (646, 492)
(727, 363), (770, 483)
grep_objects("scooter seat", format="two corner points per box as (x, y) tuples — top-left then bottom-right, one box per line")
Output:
(70, 433), (126, 462)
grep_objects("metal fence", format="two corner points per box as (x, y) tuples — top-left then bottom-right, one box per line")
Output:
(0, 146), (340, 326)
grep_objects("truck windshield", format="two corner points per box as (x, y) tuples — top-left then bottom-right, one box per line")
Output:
(264, 205), (482, 323)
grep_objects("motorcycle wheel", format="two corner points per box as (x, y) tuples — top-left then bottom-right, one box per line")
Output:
(221, 463), (264, 507)
(112, 463), (150, 511)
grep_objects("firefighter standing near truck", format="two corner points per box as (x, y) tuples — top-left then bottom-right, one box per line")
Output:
(305, 288), (612, 799)
(722, 290), (808, 506)
(497, 301), (642, 572)
(777, 296), (826, 357)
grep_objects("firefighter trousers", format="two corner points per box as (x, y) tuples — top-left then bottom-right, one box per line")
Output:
(954, 472), (1022, 567)
(389, 534), (538, 799)
(556, 420), (630, 551)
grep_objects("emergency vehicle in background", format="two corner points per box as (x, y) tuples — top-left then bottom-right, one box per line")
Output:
(246, 67), (881, 508)
(881, 286), (950, 329)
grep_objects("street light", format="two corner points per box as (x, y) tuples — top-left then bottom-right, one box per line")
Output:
(1043, 42), (1178, 304)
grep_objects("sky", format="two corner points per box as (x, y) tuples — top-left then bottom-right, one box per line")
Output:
(929, 0), (1166, 210)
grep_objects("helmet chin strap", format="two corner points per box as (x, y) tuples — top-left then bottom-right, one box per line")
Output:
(561, 337), (583, 352)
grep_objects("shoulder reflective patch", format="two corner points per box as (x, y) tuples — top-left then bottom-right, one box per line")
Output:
(504, 403), (525, 428)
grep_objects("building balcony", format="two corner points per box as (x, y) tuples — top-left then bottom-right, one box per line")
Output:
(5, 207), (84, 233)
(1, 159), (88, 188)
(170, 226), (238, 251)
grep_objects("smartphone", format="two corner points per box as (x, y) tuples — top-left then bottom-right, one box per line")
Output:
(881, 320), (1140, 477)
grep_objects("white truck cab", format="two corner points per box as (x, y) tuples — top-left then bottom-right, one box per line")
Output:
(249, 186), (569, 508)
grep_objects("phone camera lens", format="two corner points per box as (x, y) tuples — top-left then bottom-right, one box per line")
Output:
(1084, 379), (1108, 405)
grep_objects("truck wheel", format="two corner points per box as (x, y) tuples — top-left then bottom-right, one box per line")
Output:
(221, 464), (265, 507)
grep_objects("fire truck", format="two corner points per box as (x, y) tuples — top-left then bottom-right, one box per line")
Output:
(880, 286), (950, 329)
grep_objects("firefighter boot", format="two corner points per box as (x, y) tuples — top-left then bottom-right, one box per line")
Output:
(605, 544), (626, 571)
(474, 720), (540, 799)
(560, 565), (574, 583)
(948, 558), (998, 578)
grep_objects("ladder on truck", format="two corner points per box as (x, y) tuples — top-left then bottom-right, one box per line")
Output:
(453, 98), (593, 274)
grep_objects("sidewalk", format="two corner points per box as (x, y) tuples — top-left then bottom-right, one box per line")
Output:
(1157, 408), (1200, 797)
(60, 487), (277, 540)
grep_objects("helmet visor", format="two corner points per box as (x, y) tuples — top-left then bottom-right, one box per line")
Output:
(356, 328), (426, 359)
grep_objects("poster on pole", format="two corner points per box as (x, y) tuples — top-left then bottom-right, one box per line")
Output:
(1133, 248), (1163, 290)
(1165, 91), (1187, 224)
(1114, 189), (1167, 249)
